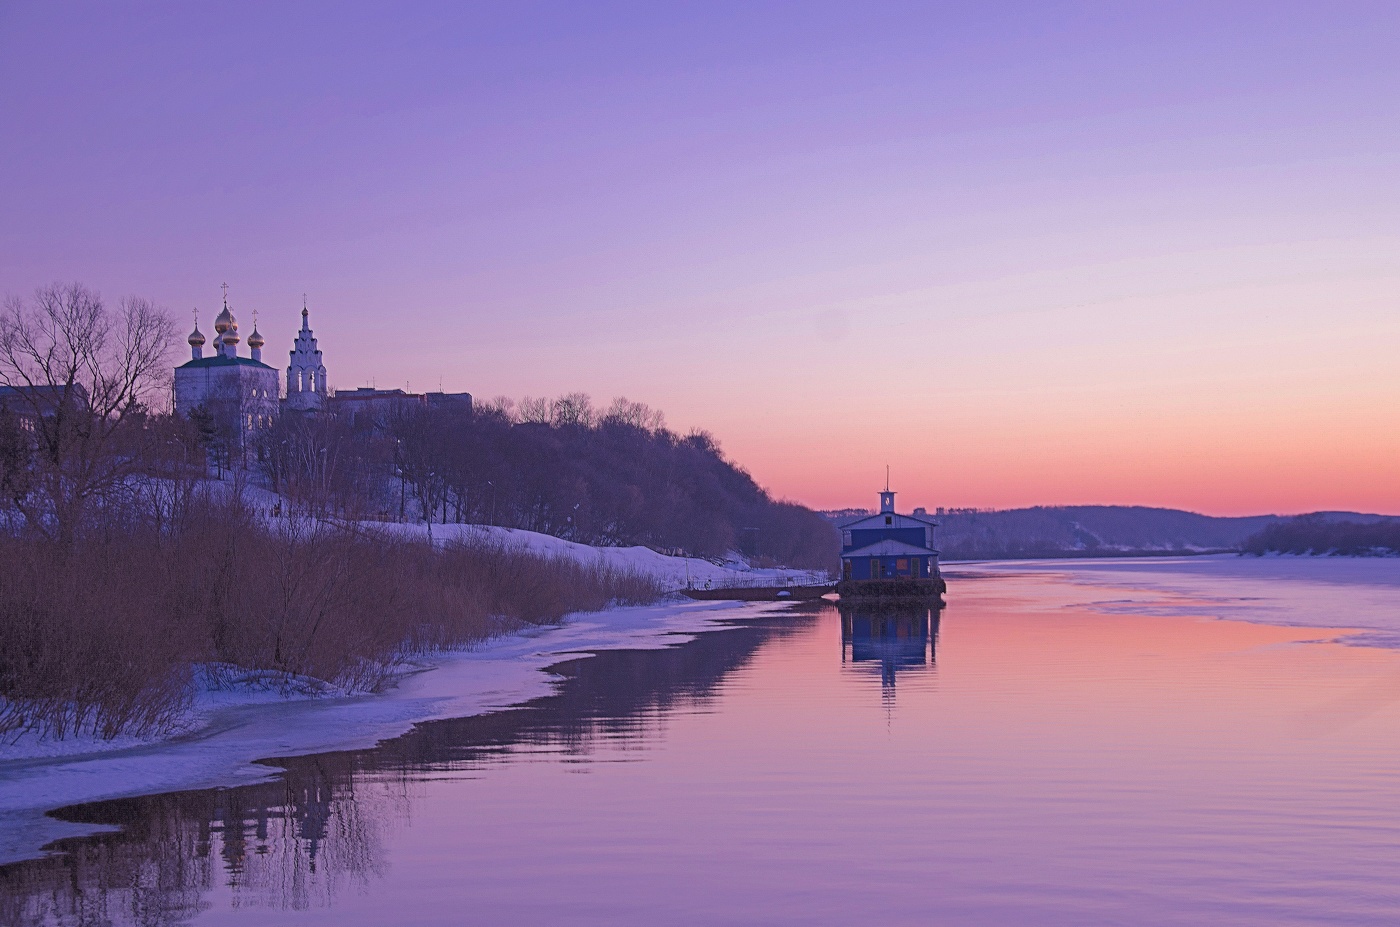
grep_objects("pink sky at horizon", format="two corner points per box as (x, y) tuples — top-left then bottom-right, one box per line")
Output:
(2, 3), (1397, 517)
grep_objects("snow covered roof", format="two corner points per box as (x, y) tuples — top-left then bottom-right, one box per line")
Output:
(842, 511), (938, 530)
(841, 539), (939, 559)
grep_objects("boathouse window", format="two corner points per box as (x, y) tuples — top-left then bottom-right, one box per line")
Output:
(885, 515), (892, 525)
(896, 559), (908, 571)
(842, 530), (852, 547)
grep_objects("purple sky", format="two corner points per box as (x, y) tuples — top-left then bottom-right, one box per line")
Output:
(3, 2), (1399, 513)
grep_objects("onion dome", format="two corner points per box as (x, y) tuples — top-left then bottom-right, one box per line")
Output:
(247, 326), (265, 349)
(222, 326), (241, 346)
(188, 319), (205, 347)
(214, 305), (236, 334)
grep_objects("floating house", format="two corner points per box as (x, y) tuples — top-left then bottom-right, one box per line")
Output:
(836, 490), (946, 599)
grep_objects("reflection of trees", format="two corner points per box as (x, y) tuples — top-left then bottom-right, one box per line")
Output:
(0, 611), (812, 926)
(0, 757), (398, 927)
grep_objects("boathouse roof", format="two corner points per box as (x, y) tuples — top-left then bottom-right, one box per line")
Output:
(840, 511), (938, 531)
(841, 538), (939, 559)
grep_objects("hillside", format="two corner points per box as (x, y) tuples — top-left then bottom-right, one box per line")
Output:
(1239, 516), (1400, 556)
(825, 506), (1400, 560)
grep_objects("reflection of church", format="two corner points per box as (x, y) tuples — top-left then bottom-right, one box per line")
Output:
(840, 601), (941, 691)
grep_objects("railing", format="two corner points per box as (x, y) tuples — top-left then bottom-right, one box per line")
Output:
(687, 570), (830, 590)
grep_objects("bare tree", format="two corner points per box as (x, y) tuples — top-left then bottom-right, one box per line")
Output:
(601, 396), (665, 432)
(0, 282), (174, 543)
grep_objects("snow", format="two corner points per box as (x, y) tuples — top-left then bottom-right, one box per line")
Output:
(0, 596), (791, 866)
(356, 520), (829, 590)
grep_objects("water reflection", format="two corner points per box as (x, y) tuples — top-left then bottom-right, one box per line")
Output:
(839, 601), (941, 693)
(0, 612), (815, 927)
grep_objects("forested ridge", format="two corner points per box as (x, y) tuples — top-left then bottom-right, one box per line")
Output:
(1240, 516), (1400, 556)
(260, 392), (836, 570)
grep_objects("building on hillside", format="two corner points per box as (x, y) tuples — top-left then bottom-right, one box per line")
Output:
(425, 390), (474, 413)
(173, 286), (471, 453)
(285, 302), (328, 412)
(329, 386), (472, 430)
(328, 387), (424, 428)
(0, 384), (91, 433)
(836, 489), (945, 598)
(173, 296), (279, 449)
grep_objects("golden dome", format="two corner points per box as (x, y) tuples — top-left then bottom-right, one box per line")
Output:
(214, 305), (236, 334)
(247, 327), (265, 349)
(188, 325), (205, 347)
(222, 328), (240, 345)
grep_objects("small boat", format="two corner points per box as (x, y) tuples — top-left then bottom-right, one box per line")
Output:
(834, 489), (946, 601)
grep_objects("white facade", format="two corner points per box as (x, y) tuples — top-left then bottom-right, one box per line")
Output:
(173, 298), (279, 450)
(285, 305), (328, 412)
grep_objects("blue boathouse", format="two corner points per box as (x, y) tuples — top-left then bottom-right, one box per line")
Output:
(836, 490), (944, 598)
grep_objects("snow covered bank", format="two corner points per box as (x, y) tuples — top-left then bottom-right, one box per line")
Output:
(0, 597), (789, 865)
(358, 520), (828, 590)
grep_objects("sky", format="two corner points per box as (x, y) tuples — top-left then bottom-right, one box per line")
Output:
(2, 1), (1398, 515)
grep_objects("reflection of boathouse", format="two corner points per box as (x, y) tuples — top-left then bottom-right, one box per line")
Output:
(840, 600), (941, 690)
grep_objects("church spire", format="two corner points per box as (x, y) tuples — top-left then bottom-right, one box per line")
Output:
(287, 295), (328, 411)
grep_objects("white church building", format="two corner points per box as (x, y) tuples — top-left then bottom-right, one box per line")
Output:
(174, 290), (329, 446)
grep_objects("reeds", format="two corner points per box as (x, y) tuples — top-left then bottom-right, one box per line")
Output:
(0, 496), (663, 742)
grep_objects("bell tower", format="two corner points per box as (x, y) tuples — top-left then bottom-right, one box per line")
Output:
(286, 296), (328, 412)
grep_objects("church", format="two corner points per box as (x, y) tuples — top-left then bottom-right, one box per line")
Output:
(173, 289), (329, 447)
(174, 287), (469, 452)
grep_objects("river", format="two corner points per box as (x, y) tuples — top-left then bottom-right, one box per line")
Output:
(5, 557), (1400, 925)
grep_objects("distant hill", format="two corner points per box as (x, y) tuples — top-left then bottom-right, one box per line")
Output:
(820, 505), (1400, 560)
(1239, 516), (1400, 556)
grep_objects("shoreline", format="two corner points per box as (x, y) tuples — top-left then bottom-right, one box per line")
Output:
(8, 556), (1398, 868)
(0, 597), (783, 866)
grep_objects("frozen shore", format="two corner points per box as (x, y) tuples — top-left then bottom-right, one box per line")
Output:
(0, 595), (784, 867)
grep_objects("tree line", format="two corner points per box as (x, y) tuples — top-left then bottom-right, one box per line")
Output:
(260, 392), (835, 569)
(1240, 516), (1400, 556)
(0, 282), (835, 569)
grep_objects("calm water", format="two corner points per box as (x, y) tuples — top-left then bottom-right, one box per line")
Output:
(7, 564), (1400, 925)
